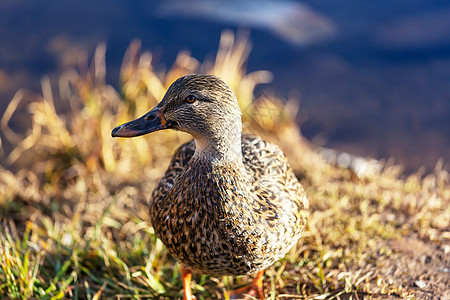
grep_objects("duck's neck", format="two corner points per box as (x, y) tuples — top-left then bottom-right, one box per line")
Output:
(192, 117), (243, 165)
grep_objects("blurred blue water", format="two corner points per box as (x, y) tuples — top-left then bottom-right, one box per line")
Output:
(0, 0), (449, 172)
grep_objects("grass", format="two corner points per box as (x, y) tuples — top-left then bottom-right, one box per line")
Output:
(1, 31), (449, 299)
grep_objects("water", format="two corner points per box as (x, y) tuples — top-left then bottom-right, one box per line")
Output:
(0, 0), (449, 173)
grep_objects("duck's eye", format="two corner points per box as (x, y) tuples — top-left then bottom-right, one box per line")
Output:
(185, 95), (197, 103)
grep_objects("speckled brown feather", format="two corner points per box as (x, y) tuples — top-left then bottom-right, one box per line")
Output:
(150, 134), (308, 277)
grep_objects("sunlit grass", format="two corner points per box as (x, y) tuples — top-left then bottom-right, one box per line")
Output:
(1, 31), (448, 299)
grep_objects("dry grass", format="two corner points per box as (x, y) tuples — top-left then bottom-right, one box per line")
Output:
(0, 31), (449, 299)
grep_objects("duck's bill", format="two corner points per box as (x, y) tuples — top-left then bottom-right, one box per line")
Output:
(111, 107), (171, 138)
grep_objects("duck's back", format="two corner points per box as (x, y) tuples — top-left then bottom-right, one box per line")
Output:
(150, 134), (308, 276)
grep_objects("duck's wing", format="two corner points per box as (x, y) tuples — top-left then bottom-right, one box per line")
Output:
(241, 134), (308, 243)
(150, 139), (196, 205)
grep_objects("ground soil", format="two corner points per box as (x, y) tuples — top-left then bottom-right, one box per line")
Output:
(377, 234), (449, 300)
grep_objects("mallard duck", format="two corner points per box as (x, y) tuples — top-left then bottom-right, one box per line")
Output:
(112, 74), (308, 299)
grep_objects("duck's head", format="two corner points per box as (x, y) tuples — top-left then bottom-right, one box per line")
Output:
(112, 74), (243, 160)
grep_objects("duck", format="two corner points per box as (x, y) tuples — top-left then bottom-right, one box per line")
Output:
(112, 74), (308, 299)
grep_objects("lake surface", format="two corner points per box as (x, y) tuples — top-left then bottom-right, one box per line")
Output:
(1, 0), (449, 173)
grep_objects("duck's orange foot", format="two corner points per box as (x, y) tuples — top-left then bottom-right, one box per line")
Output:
(229, 285), (264, 299)
(229, 270), (265, 300)
(181, 265), (197, 300)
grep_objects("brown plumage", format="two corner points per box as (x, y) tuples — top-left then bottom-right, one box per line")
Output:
(112, 74), (309, 299)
